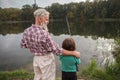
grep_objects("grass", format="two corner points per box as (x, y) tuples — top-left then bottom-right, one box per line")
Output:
(0, 70), (62, 80)
(0, 70), (33, 80)
(0, 60), (120, 80)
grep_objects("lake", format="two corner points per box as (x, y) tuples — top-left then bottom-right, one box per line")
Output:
(0, 20), (119, 76)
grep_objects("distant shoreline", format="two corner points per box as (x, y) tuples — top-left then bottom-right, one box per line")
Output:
(0, 21), (32, 24)
(0, 18), (120, 24)
(88, 18), (120, 22)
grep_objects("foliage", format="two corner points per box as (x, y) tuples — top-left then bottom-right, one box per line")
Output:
(0, 70), (34, 80)
(0, 0), (120, 21)
(78, 38), (120, 80)
(21, 4), (35, 21)
(0, 8), (22, 21)
(0, 70), (62, 80)
(107, 38), (120, 80)
(79, 57), (119, 80)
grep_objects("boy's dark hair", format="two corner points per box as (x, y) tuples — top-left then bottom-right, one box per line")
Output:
(62, 38), (76, 51)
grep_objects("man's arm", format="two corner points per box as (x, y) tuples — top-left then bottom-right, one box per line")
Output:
(44, 31), (80, 57)
(61, 49), (80, 58)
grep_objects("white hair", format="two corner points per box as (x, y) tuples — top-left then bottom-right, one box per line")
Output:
(34, 8), (49, 31)
(34, 8), (49, 17)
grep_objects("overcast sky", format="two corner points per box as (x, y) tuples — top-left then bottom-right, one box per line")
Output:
(0, 0), (92, 8)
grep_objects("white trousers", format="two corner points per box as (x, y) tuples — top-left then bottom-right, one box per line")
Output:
(33, 53), (55, 80)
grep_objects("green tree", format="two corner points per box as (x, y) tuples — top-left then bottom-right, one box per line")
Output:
(0, 8), (22, 21)
(21, 4), (34, 21)
(101, 8), (107, 20)
(50, 3), (64, 19)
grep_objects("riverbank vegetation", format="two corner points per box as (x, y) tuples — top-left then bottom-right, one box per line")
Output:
(0, 70), (33, 80)
(78, 38), (120, 80)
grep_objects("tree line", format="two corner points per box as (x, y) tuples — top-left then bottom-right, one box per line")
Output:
(0, 0), (119, 21)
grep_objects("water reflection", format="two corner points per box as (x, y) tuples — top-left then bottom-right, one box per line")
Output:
(0, 21), (119, 75)
(0, 22), (31, 36)
(0, 20), (120, 38)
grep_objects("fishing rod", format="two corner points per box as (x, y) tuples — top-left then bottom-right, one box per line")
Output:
(34, 0), (36, 5)
(65, 15), (71, 36)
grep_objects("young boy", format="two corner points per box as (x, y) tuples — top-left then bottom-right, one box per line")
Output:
(59, 38), (81, 80)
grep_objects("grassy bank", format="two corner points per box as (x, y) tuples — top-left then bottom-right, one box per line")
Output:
(0, 70), (62, 80)
(0, 59), (120, 80)
(0, 70), (33, 80)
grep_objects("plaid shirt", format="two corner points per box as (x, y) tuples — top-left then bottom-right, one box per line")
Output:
(21, 24), (62, 56)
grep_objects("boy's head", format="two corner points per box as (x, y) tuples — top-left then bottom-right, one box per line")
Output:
(62, 38), (76, 51)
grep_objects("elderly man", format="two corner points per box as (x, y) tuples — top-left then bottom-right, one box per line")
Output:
(21, 8), (80, 80)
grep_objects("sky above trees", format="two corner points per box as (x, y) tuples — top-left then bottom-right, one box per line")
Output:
(0, 0), (92, 8)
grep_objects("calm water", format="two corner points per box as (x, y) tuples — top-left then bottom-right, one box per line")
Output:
(0, 20), (119, 76)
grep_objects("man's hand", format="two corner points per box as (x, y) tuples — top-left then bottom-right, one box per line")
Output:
(72, 51), (80, 58)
